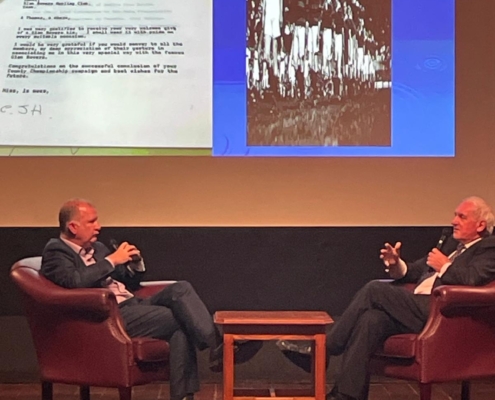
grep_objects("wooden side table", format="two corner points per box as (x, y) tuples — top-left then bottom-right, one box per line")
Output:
(214, 311), (333, 400)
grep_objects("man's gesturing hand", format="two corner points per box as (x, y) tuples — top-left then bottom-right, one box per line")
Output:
(380, 242), (401, 268)
(107, 242), (141, 266)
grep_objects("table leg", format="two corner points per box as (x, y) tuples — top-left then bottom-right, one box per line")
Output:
(314, 333), (327, 400)
(223, 334), (235, 400)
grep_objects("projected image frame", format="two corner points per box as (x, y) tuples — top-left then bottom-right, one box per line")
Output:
(0, 0), (455, 156)
(213, 0), (455, 156)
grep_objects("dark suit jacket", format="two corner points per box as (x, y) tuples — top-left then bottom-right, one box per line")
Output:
(398, 234), (495, 288)
(41, 238), (144, 292)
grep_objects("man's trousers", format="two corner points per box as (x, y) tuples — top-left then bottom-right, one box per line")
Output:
(119, 281), (217, 400)
(327, 281), (431, 400)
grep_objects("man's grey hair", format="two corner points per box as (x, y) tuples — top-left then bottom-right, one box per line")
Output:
(463, 196), (495, 235)
(58, 198), (94, 235)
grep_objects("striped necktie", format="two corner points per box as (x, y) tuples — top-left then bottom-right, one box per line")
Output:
(450, 243), (466, 261)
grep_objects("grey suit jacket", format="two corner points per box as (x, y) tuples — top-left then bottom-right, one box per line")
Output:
(399, 235), (495, 288)
(41, 238), (144, 292)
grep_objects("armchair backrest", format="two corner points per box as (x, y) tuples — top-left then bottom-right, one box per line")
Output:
(373, 280), (495, 385)
(417, 280), (495, 382)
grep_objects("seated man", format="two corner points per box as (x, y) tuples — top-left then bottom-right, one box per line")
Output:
(41, 198), (261, 400)
(279, 196), (495, 400)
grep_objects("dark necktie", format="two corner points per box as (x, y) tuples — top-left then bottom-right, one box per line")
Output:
(450, 243), (466, 261)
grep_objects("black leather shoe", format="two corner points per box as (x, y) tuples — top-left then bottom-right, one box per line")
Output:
(209, 340), (264, 372)
(276, 340), (312, 354)
(235, 340), (264, 363)
(280, 350), (312, 373)
(209, 343), (224, 372)
(276, 340), (313, 372)
(277, 340), (331, 373)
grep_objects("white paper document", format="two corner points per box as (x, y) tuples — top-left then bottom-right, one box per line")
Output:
(0, 0), (212, 148)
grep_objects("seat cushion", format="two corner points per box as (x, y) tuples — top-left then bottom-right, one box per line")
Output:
(375, 333), (417, 359)
(132, 338), (170, 362)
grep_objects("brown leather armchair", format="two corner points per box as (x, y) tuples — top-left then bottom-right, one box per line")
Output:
(10, 257), (171, 400)
(371, 281), (495, 400)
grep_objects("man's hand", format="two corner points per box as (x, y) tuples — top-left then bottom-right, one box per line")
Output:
(427, 248), (450, 272)
(107, 242), (141, 266)
(380, 242), (401, 268)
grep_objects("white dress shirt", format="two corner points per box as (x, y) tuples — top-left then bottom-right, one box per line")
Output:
(61, 238), (144, 303)
(387, 238), (482, 295)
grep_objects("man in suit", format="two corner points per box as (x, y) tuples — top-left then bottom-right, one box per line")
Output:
(41, 199), (261, 400)
(279, 196), (495, 400)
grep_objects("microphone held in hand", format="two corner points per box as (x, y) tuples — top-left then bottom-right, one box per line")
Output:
(109, 239), (142, 262)
(436, 227), (452, 250)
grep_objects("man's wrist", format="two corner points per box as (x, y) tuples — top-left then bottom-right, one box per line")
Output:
(105, 256), (116, 268)
(388, 259), (407, 279)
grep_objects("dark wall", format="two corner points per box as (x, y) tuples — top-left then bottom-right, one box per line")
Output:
(1, 226), (445, 317)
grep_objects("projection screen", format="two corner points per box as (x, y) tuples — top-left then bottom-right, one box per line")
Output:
(0, 0), (454, 156)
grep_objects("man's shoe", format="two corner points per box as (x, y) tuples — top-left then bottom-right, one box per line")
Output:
(277, 340), (330, 374)
(276, 339), (312, 373)
(280, 350), (312, 373)
(234, 340), (264, 363)
(209, 340), (263, 372)
(276, 340), (312, 355)
(209, 342), (224, 372)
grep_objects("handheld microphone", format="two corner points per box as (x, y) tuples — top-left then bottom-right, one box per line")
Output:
(436, 227), (451, 250)
(109, 239), (142, 262)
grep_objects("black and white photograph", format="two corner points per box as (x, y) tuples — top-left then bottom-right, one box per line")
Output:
(247, 0), (391, 146)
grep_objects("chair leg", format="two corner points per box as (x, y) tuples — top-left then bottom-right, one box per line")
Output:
(80, 386), (90, 400)
(41, 382), (53, 400)
(461, 381), (471, 400)
(119, 387), (132, 400)
(418, 383), (432, 400)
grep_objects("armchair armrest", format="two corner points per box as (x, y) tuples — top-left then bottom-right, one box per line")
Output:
(11, 264), (116, 319)
(35, 286), (115, 319)
(432, 282), (495, 316)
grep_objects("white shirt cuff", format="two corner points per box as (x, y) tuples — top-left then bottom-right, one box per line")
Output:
(104, 257), (115, 268)
(384, 258), (407, 279)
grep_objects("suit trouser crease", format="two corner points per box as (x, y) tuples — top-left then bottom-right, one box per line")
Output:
(147, 281), (217, 349)
(119, 281), (216, 399)
(328, 281), (430, 399)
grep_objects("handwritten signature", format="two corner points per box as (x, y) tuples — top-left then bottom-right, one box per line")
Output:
(0, 104), (42, 116)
